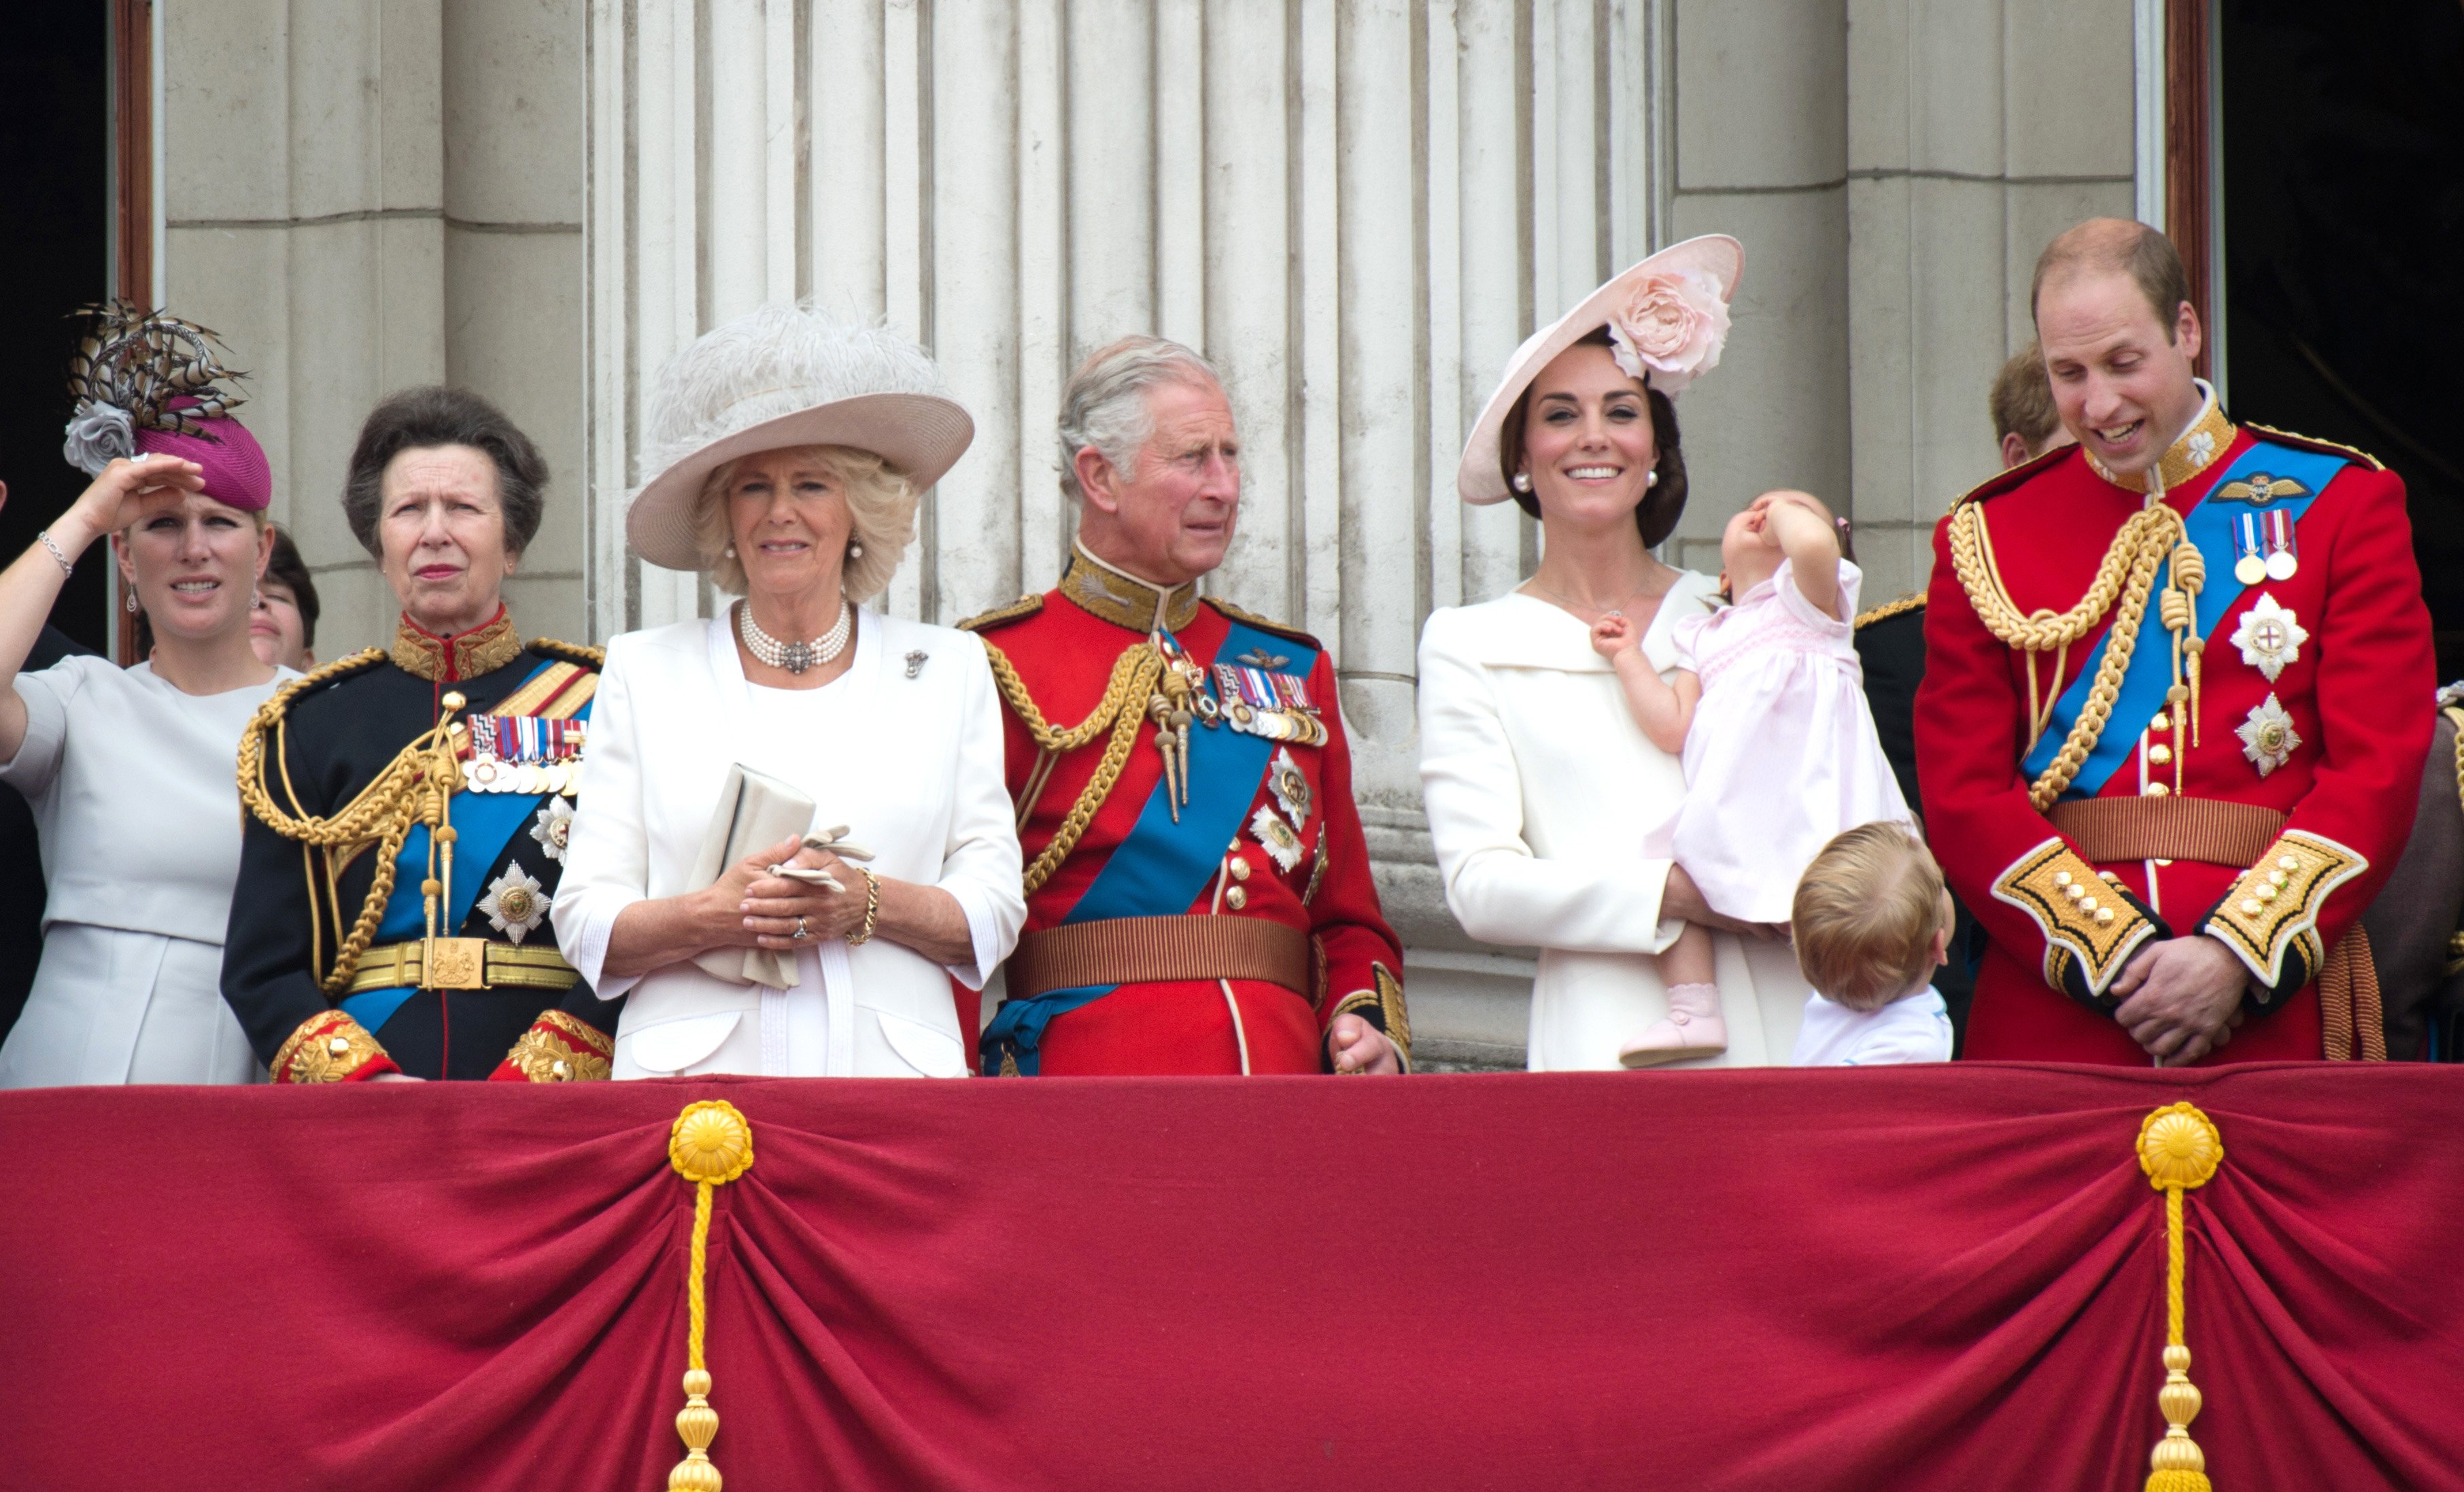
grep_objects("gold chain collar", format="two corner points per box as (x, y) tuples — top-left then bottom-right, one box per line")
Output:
(391, 608), (523, 682)
(2085, 384), (2238, 497)
(1061, 543), (1202, 634)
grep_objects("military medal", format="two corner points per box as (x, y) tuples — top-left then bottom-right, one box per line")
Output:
(458, 713), (587, 794)
(478, 866), (552, 943)
(2261, 509), (2299, 581)
(1214, 660), (1327, 747)
(2231, 512), (2268, 588)
(2229, 594), (2308, 683)
(531, 797), (577, 862)
(1269, 747), (1312, 830)
(2236, 694), (2302, 777)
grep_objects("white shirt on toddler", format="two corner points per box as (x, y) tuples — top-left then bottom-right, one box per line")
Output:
(1790, 986), (1953, 1066)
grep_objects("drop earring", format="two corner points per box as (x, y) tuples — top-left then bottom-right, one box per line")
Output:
(1511, 472), (1533, 492)
(125, 589), (139, 613)
(848, 541), (864, 559)
(723, 544), (736, 558)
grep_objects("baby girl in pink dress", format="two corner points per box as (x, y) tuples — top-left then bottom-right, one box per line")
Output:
(1591, 488), (1911, 1064)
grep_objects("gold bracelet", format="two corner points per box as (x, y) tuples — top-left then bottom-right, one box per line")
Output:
(846, 865), (881, 946)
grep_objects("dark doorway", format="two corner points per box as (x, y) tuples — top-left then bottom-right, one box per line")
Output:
(2221, 1), (2464, 676)
(0, 7), (111, 652)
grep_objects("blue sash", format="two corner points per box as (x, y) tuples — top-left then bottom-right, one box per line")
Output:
(2019, 438), (2350, 802)
(342, 666), (596, 1034)
(983, 619), (1317, 1074)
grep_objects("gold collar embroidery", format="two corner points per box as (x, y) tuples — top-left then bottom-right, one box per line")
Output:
(2086, 382), (2238, 498)
(391, 607), (523, 682)
(1060, 543), (1201, 634)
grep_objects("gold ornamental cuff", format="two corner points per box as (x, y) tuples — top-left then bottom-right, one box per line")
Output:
(504, 1009), (615, 1082)
(347, 938), (581, 994)
(272, 1012), (389, 1084)
(2204, 829), (2365, 989)
(1328, 962), (1411, 1071)
(1991, 838), (2159, 998)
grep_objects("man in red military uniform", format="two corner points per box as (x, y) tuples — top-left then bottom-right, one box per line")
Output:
(960, 337), (1408, 1075)
(1918, 219), (2433, 1066)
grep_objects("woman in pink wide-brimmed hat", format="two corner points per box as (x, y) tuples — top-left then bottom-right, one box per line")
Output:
(1415, 237), (1826, 1072)
(0, 303), (291, 1088)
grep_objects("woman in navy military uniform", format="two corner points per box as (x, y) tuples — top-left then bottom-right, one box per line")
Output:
(221, 387), (617, 1083)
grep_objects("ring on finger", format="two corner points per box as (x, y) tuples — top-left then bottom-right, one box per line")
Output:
(793, 916), (812, 941)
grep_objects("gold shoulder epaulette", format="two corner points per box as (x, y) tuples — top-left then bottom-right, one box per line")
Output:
(2243, 422), (2386, 472)
(1854, 593), (1926, 630)
(1950, 443), (2072, 510)
(528, 637), (605, 670)
(1205, 597), (1317, 646)
(957, 593), (1044, 632)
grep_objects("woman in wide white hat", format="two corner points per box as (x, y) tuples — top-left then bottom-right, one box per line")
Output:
(555, 304), (1025, 1078)
(1416, 235), (1813, 1070)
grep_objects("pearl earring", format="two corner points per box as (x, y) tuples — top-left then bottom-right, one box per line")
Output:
(1646, 469), (1660, 488)
(849, 541), (864, 558)
(723, 544), (736, 558)
(1511, 472), (1533, 492)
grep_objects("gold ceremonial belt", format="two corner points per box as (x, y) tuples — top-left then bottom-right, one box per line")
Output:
(1006, 917), (1311, 1000)
(347, 938), (581, 994)
(2047, 798), (2289, 867)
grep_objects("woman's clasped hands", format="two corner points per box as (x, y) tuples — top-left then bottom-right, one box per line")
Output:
(715, 834), (872, 951)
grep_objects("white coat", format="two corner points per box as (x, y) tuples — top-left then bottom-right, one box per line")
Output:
(555, 609), (1025, 1078)
(1415, 576), (1810, 1069)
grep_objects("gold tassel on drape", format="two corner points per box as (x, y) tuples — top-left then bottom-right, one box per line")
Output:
(666, 1100), (755, 1491)
(2136, 1102), (2225, 1491)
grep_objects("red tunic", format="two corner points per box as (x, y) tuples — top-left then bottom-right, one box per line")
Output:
(1917, 409), (2433, 1064)
(963, 554), (1407, 1074)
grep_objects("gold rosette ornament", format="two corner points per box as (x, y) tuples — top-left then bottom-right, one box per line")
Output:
(2136, 1102), (2225, 1492)
(666, 1100), (755, 1491)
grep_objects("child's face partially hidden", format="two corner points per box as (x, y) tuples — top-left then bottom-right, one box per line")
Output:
(1716, 489), (1835, 598)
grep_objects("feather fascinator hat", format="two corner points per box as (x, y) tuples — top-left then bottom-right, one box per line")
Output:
(627, 303), (974, 571)
(1456, 235), (1742, 506)
(62, 301), (271, 511)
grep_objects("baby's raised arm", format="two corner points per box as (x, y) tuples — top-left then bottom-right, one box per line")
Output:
(1592, 613), (1698, 755)
(1762, 491), (1844, 621)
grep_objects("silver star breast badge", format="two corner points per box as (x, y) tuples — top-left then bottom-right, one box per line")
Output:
(530, 797), (576, 863)
(2236, 694), (2302, 777)
(479, 866), (553, 943)
(2228, 594), (2308, 683)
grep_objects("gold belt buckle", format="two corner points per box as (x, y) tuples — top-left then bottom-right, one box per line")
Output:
(425, 937), (489, 990)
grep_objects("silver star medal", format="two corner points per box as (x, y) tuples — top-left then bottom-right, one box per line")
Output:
(530, 796), (577, 864)
(2229, 594), (2308, 683)
(479, 866), (552, 943)
(1249, 804), (1304, 872)
(2236, 694), (2302, 778)
(1268, 748), (1312, 830)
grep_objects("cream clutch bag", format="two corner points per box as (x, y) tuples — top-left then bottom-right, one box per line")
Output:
(687, 764), (815, 989)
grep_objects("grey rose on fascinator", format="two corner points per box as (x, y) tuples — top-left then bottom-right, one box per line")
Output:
(62, 399), (136, 477)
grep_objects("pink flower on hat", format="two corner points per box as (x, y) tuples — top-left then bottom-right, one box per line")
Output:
(1606, 268), (1731, 397)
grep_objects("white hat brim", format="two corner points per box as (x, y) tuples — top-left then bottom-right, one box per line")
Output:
(626, 392), (975, 571)
(1455, 234), (1744, 506)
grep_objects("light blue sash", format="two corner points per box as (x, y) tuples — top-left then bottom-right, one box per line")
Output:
(983, 619), (1318, 1074)
(2019, 439), (2349, 801)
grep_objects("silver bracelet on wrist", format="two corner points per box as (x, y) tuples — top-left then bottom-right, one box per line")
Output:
(35, 530), (75, 578)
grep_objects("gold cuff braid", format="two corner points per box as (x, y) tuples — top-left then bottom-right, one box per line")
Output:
(1990, 838), (2161, 999)
(1328, 963), (1411, 1070)
(2203, 830), (2366, 989)
(272, 1011), (389, 1084)
(504, 1009), (615, 1082)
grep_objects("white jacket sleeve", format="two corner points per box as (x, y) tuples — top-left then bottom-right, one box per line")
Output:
(1414, 615), (1683, 955)
(929, 633), (1027, 989)
(553, 635), (653, 1000)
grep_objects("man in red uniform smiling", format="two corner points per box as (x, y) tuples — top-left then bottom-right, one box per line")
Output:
(1918, 220), (2433, 1066)
(961, 337), (1408, 1075)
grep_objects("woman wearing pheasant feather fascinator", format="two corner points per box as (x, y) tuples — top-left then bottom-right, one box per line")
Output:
(0, 302), (289, 1087)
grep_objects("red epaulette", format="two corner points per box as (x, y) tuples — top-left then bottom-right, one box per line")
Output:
(2243, 422), (2386, 472)
(1948, 442), (2076, 510)
(956, 593), (1045, 633)
(1203, 596), (1319, 648)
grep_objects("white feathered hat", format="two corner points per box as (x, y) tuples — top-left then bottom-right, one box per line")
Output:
(626, 304), (974, 571)
(1456, 235), (1743, 506)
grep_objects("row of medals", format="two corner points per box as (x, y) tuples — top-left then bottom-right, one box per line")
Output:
(460, 718), (586, 798)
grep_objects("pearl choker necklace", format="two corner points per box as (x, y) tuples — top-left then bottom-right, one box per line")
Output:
(737, 599), (852, 675)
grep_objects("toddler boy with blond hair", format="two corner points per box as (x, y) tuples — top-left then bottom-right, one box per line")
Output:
(1789, 822), (1955, 1065)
